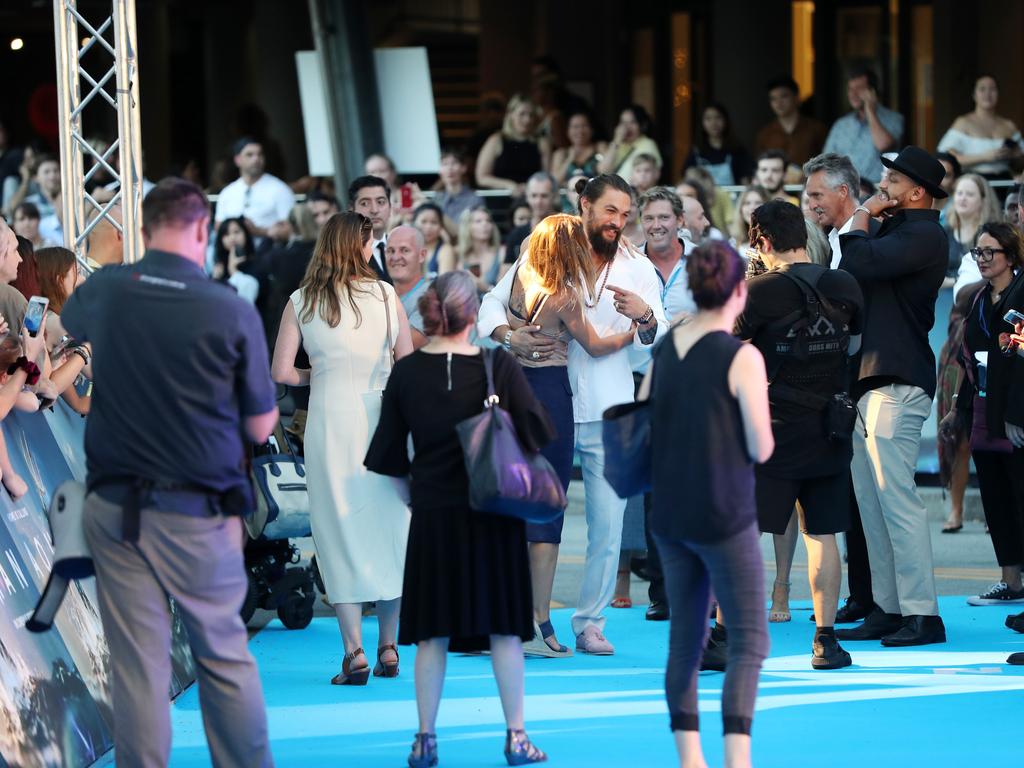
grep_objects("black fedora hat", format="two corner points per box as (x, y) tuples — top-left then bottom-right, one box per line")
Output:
(880, 146), (948, 199)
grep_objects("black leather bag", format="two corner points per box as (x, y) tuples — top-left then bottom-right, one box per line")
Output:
(455, 349), (566, 523)
(602, 399), (652, 499)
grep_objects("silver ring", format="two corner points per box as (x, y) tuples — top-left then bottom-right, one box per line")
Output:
(531, 351), (540, 360)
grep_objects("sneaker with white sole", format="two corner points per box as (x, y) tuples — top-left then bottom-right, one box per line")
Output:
(967, 582), (1024, 606)
(575, 625), (615, 655)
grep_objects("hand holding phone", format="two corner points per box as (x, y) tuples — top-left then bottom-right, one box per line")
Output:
(24, 296), (49, 338)
(1003, 309), (1024, 326)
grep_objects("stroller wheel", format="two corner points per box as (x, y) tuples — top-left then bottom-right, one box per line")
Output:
(240, 572), (258, 624)
(277, 590), (314, 630)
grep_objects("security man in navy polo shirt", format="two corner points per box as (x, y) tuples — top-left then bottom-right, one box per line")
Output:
(61, 178), (278, 768)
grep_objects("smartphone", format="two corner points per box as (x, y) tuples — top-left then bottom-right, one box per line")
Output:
(24, 296), (49, 337)
(1004, 309), (1024, 325)
(400, 183), (413, 209)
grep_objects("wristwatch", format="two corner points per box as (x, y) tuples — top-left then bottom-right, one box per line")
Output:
(637, 306), (655, 325)
(503, 329), (514, 351)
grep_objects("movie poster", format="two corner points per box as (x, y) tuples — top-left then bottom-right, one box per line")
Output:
(0, 518), (113, 767)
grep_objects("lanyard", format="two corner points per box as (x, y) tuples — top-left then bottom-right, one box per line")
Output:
(978, 290), (991, 339)
(660, 260), (684, 303)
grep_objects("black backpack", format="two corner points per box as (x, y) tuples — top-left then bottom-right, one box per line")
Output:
(764, 266), (851, 381)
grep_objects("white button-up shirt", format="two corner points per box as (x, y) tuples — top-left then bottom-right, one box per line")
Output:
(215, 173), (294, 229)
(828, 213), (856, 270)
(478, 244), (668, 423)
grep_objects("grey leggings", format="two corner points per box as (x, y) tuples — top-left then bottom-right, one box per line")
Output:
(654, 523), (769, 735)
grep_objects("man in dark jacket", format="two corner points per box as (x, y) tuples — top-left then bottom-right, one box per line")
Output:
(836, 146), (949, 647)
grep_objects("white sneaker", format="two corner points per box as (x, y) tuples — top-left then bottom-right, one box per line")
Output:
(967, 582), (1024, 606)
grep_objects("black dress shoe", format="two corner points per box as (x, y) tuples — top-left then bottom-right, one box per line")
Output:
(835, 597), (873, 624)
(811, 634), (852, 670)
(881, 615), (946, 647)
(835, 608), (903, 640)
(645, 601), (669, 621)
(700, 626), (727, 671)
(809, 597), (875, 624)
(1007, 611), (1024, 632)
(1008, 652), (1024, 665)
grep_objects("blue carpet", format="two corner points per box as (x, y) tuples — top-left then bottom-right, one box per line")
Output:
(170, 597), (1024, 766)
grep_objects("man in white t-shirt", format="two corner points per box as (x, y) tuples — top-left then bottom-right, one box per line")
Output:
(479, 174), (668, 655)
(214, 138), (294, 240)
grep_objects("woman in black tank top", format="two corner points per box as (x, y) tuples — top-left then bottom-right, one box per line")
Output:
(643, 241), (773, 768)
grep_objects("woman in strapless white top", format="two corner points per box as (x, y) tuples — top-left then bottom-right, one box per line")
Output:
(937, 75), (1023, 178)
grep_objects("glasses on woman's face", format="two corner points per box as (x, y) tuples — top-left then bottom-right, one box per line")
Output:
(971, 246), (1006, 263)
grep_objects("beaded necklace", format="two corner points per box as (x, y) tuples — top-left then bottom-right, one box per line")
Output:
(584, 260), (613, 309)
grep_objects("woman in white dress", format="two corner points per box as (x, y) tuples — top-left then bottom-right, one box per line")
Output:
(272, 211), (413, 686)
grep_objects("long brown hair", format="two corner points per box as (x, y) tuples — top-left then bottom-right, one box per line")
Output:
(520, 214), (595, 305)
(35, 246), (77, 314)
(299, 211), (376, 328)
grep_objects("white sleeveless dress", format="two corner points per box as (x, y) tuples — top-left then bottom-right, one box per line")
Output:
(292, 281), (410, 603)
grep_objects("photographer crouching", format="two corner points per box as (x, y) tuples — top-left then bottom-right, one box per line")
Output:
(60, 179), (279, 767)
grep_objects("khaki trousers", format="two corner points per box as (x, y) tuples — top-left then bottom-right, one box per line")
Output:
(84, 493), (274, 768)
(851, 384), (939, 617)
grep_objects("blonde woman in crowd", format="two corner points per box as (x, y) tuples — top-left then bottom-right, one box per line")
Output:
(457, 205), (502, 292)
(475, 94), (550, 194)
(729, 185), (769, 253)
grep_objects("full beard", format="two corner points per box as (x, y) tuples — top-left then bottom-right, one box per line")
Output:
(587, 223), (621, 259)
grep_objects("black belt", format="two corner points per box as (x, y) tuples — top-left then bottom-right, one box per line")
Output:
(89, 476), (248, 543)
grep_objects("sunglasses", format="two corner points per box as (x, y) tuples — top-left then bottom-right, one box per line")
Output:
(971, 246), (1006, 263)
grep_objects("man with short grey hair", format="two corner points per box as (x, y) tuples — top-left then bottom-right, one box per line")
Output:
(386, 224), (429, 349)
(804, 153), (862, 269)
(503, 171), (559, 265)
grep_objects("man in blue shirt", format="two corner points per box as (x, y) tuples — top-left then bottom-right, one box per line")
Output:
(823, 68), (903, 184)
(62, 178), (278, 767)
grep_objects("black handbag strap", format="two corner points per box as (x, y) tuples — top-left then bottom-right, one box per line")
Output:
(483, 348), (500, 408)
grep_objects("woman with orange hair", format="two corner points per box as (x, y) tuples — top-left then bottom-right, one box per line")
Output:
(499, 213), (636, 657)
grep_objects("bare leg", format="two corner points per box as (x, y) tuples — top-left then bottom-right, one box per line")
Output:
(414, 637), (449, 733)
(769, 513), (798, 621)
(945, 441), (970, 529)
(375, 597), (401, 664)
(334, 602), (367, 670)
(1002, 564), (1023, 591)
(489, 635), (525, 730)
(724, 733), (752, 768)
(529, 542), (558, 624)
(672, 731), (708, 768)
(803, 533), (841, 627)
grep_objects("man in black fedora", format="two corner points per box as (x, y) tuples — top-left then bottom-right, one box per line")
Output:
(834, 146), (949, 647)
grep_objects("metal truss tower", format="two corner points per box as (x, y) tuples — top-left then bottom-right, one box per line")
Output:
(52, 0), (143, 265)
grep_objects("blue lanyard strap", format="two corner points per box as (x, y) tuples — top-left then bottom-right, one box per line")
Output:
(660, 261), (684, 302)
(978, 290), (991, 338)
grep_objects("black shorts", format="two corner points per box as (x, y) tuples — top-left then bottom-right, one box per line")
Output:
(755, 469), (851, 536)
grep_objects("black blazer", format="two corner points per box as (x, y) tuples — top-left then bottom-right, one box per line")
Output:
(963, 270), (1024, 436)
(838, 209), (948, 398)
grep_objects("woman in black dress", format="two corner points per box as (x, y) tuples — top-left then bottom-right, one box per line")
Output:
(645, 241), (773, 768)
(365, 270), (551, 767)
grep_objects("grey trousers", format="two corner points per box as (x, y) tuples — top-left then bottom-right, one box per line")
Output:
(851, 383), (939, 616)
(84, 493), (274, 768)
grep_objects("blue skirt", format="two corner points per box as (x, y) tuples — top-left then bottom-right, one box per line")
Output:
(522, 365), (573, 544)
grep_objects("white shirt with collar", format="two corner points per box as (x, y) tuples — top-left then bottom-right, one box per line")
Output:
(215, 173), (294, 229)
(630, 238), (697, 373)
(828, 213), (856, 270)
(478, 243), (669, 423)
